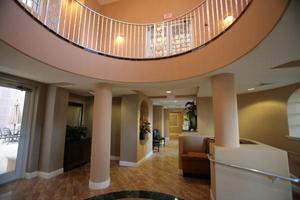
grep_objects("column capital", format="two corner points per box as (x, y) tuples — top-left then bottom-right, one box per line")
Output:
(211, 73), (235, 81)
(95, 83), (112, 89)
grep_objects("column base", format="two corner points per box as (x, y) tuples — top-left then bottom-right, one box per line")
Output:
(89, 178), (110, 190)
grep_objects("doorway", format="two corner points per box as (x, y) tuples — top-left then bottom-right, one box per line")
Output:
(0, 85), (27, 184)
(168, 112), (183, 139)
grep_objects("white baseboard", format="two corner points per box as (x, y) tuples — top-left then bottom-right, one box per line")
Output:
(110, 155), (120, 160)
(38, 168), (64, 179)
(25, 168), (64, 179)
(210, 189), (215, 200)
(119, 160), (139, 167)
(25, 171), (38, 179)
(89, 178), (110, 190)
(119, 150), (153, 167)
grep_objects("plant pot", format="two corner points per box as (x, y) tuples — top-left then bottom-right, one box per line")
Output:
(140, 132), (146, 140)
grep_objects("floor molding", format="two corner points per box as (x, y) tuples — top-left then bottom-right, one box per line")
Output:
(25, 171), (38, 179)
(119, 160), (139, 167)
(89, 178), (110, 190)
(25, 168), (64, 179)
(119, 151), (153, 167)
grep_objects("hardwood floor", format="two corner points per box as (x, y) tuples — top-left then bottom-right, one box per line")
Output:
(0, 140), (210, 200)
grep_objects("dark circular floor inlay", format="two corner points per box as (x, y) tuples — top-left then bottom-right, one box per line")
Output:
(87, 190), (184, 200)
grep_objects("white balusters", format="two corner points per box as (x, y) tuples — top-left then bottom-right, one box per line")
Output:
(18, 0), (251, 59)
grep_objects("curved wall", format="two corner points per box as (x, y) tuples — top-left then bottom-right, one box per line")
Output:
(0, 0), (288, 83)
(197, 83), (300, 176)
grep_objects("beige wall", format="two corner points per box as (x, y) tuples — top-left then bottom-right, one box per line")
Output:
(153, 105), (164, 135)
(197, 83), (300, 176)
(120, 95), (139, 162)
(111, 97), (121, 156)
(238, 83), (300, 177)
(197, 97), (214, 136)
(120, 94), (153, 163)
(163, 109), (169, 138)
(39, 86), (69, 172)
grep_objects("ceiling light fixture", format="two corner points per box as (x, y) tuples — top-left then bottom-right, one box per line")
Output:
(223, 15), (234, 27)
(247, 88), (255, 91)
(115, 35), (124, 45)
(166, 90), (172, 94)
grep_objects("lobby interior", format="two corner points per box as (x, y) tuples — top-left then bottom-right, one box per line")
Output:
(0, 0), (300, 199)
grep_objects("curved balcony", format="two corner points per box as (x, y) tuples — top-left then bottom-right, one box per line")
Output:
(17, 0), (252, 60)
(0, 0), (289, 82)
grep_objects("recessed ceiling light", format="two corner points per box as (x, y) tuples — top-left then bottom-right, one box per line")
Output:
(166, 90), (172, 94)
(247, 88), (255, 91)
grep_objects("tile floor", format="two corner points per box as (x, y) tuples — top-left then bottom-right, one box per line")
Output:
(0, 140), (210, 200)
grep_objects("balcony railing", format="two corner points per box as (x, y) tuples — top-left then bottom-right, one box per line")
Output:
(17, 0), (252, 60)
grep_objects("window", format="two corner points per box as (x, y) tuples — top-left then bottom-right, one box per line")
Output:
(169, 19), (193, 55)
(67, 102), (83, 127)
(287, 88), (300, 139)
(20, 0), (41, 13)
(146, 18), (193, 57)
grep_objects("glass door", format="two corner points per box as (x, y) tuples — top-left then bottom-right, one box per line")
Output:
(0, 85), (27, 184)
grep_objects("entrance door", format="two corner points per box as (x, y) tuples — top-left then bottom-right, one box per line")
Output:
(168, 112), (183, 139)
(0, 85), (27, 184)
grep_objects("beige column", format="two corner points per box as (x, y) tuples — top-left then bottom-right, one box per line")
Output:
(211, 73), (240, 147)
(89, 84), (112, 189)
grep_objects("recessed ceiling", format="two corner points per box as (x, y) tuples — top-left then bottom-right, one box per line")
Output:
(152, 97), (195, 109)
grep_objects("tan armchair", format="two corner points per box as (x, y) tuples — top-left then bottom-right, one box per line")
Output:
(179, 135), (213, 177)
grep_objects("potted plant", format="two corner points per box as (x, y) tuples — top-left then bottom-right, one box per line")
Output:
(140, 120), (151, 140)
(184, 101), (197, 131)
(66, 125), (88, 140)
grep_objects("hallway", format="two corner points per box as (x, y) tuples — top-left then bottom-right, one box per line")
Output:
(0, 140), (210, 200)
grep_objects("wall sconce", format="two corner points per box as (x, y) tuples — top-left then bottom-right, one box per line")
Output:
(223, 15), (234, 28)
(115, 35), (124, 45)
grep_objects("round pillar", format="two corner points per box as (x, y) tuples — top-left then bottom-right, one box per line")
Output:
(211, 73), (240, 147)
(89, 84), (112, 189)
